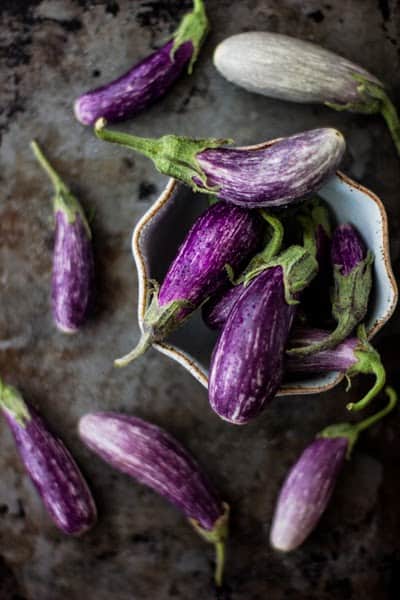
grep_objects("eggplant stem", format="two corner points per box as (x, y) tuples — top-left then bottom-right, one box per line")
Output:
(95, 119), (161, 160)
(353, 386), (397, 434)
(346, 358), (386, 412)
(114, 332), (153, 368)
(214, 540), (225, 588)
(30, 140), (68, 194)
(380, 93), (400, 157)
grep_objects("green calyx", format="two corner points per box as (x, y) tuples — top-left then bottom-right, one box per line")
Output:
(288, 251), (373, 356)
(189, 502), (229, 588)
(0, 379), (30, 427)
(345, 325), (386, 412)
(319, 386), (397, 458)
(298, 198), (331, 257)
(30, 140), (91, 238)
(171, 0), (209, 74)
(95, 118), (232, 195)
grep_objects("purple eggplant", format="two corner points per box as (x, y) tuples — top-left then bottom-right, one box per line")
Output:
(79, 412), (229, 587)
(0, 379), (97, 535)
(115, 201), (263, 366)
(203, 284), (243, 330)
(95, 122), (345, 208)
(286, 326), (386, 411)
(270, 386), (397, 552)
(209, 246), (318, 424)
(74, 0), (208, 125)
(214, 32), (400, 157)
(31, 141), (94, 333)
(288, 223), (373, 356)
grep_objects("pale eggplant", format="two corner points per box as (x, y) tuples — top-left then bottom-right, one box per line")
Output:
(115, 201), (263, 367)
(286, 326), (386, 411)
(288, 224), (372, 356)
(209, 246), (318, 424)
(79, 412), (229, 587)
(270, 387), (397, 552)
(95, 122), (345, 208)
(214, 32), (400, 157)
(0, 379), (97, 535)
(74, 0), (208, 125)
(31, 141), (94, 333)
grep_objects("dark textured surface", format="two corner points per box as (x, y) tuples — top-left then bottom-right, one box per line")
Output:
(1, 1), (400, 599)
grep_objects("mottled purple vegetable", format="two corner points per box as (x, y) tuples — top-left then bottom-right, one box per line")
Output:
(214, 32), (400, 157)
(95, 123), (345, 208)
(31, 141), (94, 333)
(289, 223), (372, 356)
(286, 326), (386, 411)
(203, 284), (243, 330)
(0, 380), (97, 535)
(270, 387), (397, 552)
(74, 0), (208, 125)
(79, 412), (229, 586)
(115, 201), (263, 366)
(209, 246), (318, 424)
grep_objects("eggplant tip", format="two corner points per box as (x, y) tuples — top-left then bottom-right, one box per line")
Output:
(95, 117), (107, 132)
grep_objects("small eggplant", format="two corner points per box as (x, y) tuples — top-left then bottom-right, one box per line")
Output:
(79, 412), (229, 587)
(286, 326), (386, 411)
(0, 379), (97, 535)
(270, 386), (397, 552)
(288, 224), (372, 356)
(74, 0), (208, 125)
(209, 246), (318, 424)
(214, 32), (400, 157)
(95, 122), (345, 208)
(115, 201), (263, 366)
(31, 141), (94, 333)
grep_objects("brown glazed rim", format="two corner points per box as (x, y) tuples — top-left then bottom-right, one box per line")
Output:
(132, 145), (398, 396)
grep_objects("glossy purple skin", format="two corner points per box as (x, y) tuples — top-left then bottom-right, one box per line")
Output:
(209, 266), (296, 424)
(331, 224), (366, 275)
(52, 212), (94, 333)
(286, 329), (359, 373)
(79, 412), (223, 531)
(202, 284), (244, 330)
(74, 40), (193, 125)
(270, 436), (348, 551)
(194, 128), (345, 207)
(2, 403), (97, 535)
(158, 201), (263, 318)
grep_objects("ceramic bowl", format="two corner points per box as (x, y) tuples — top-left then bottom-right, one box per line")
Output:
(131, 166), (397, 396)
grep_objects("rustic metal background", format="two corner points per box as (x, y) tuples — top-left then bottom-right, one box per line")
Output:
(1, 1), (400, 598)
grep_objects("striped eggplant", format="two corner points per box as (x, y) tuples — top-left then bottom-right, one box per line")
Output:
(74, 0), (208, 125)
(286, 326), (386, 411)
(0, 379), (97, 535)
(214, 32), (400, 157)
(288, 224), (373, 356)
(115, 201), (263, 366)
(31, 141), (94, 333)
(95, 122), (345, 208)
(79, 412), (229, 587)
(270, 386), (397, 552)
(209, 246), (318, 424)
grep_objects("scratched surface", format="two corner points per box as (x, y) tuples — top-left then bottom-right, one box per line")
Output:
(1, 1), (400, 599)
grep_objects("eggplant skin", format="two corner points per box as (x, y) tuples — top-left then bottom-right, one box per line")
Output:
(331, 223), (366, 275)
(52, 211), (94, 333)
(158, 201), (263, 316)
(202, 284), (244, 330)
(286, 329), (358, 373)
(74, 40), (193, 126)
(270, 437), (348, 552)
(3, 403), (97, 535)
(209, 266), (296, 424)
(195, 128), (345, 208)
(79, 413), (223, 531)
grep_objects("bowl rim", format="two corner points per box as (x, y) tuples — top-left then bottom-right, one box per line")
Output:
(131, 155), (398, 395)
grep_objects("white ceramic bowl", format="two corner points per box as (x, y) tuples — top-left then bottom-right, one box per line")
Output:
(131, 168), (397, 396)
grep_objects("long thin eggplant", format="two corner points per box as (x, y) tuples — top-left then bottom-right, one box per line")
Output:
(74, 0), (208, 125)
(286, 326), (386, 411)
(31, 141), (94, 333)
(289, 223), (372, 356)
(214, 32), (400, 157)
(79, 412), (229, 587)
(115, 201), (263, 366)
(209, 246), (318, 424)
(95, 122), (345, 208)
(0, 379), (97, 535)
(270, 387), (397, 552)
